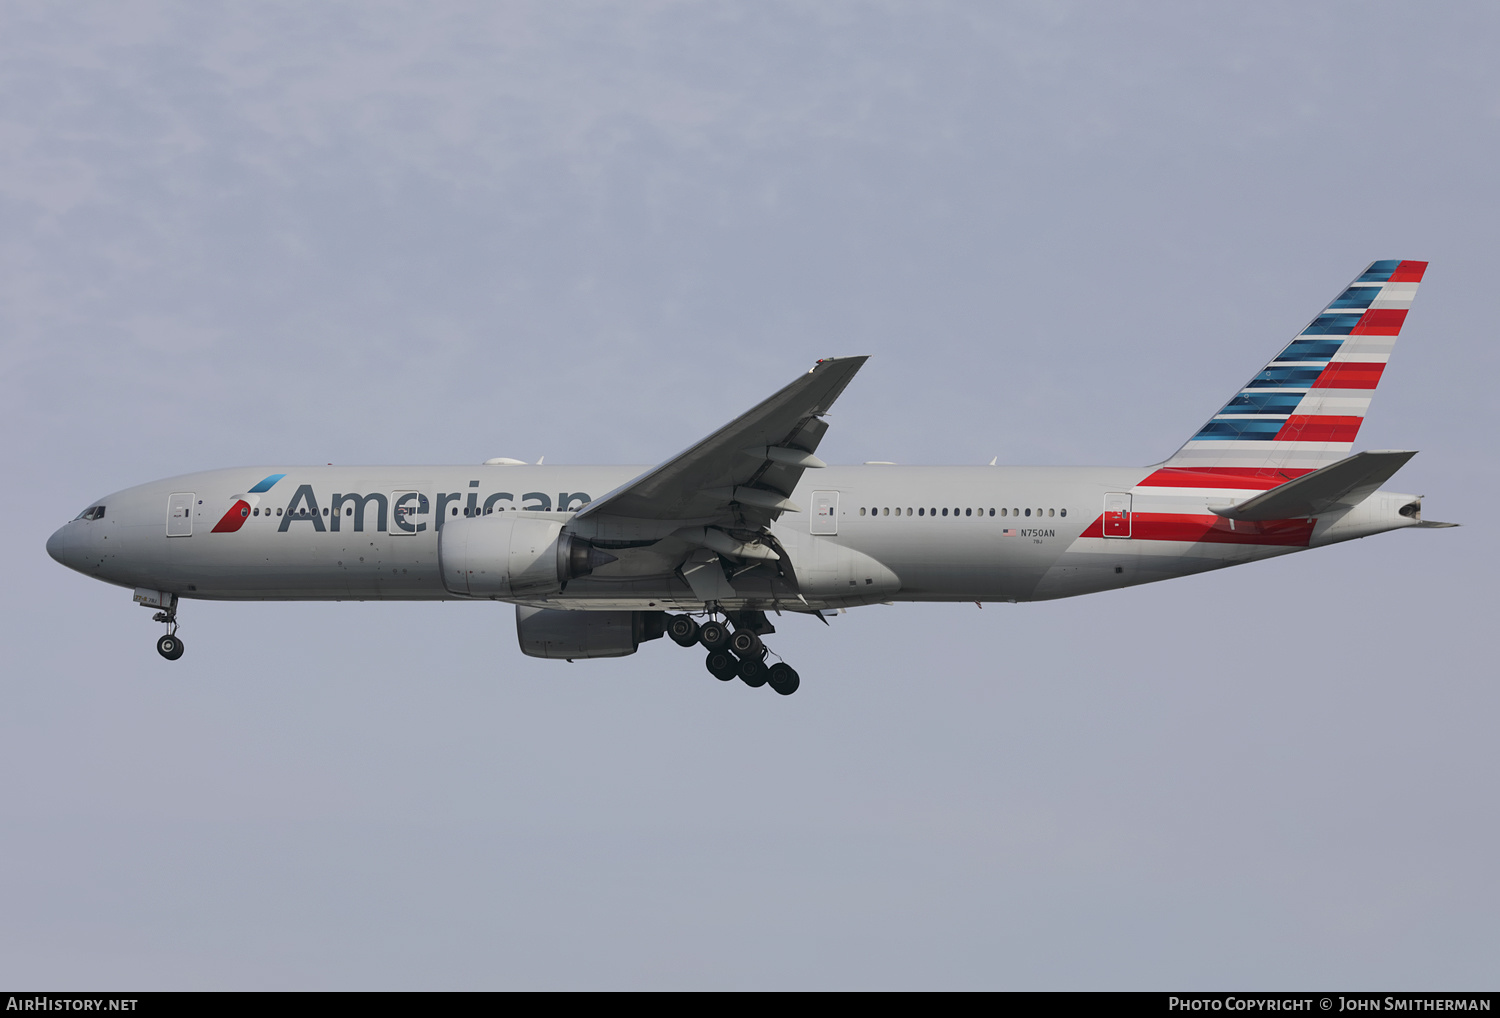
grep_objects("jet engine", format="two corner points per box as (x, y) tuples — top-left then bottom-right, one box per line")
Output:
(515, 606), (665, 659)
(439, 514), (616, 598)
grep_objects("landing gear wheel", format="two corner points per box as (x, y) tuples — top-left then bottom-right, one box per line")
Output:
(667, 614), (701, 647)
(729, 630), (764, 659)
(738, 655), (768, 687)
(705, 649), (739, 681)
(698, 620), (731, 651)
(157, 634), (185, 661)
(767, 663), (800, 696)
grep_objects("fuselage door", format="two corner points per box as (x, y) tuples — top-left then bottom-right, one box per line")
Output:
(1103, 492), (1132, 538)
(390, 490), (430, 536)
(167, 492), (195, 537)
(810, 490), (839, 536)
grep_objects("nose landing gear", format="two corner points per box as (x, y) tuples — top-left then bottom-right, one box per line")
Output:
(142, 593), (185, 661)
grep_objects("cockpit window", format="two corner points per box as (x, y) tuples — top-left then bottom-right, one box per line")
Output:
(73, 505), (105, 521)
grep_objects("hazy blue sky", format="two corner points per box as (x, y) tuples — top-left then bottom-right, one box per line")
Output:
(4, 1), (1495, 989)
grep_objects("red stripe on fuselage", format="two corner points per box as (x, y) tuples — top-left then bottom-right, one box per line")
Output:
(1136, 467), (1316, 490)
(211, 499), (251, 533)
(1078, 513), (1314, 546)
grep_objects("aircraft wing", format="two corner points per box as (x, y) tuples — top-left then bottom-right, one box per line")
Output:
(574, 356), (867, 533)
(1210, 449), (1418, 521)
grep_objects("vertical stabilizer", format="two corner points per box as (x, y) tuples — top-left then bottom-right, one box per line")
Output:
(1156, 260), (1426, 483)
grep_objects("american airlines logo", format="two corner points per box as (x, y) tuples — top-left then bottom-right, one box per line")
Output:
(212, 475), (592, 536)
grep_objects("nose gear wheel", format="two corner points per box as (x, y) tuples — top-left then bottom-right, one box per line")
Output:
(150, 601), (185, 661)
(156, 634), (185, 660)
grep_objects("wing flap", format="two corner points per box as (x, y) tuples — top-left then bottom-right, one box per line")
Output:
(1210, 450), (1418, 520)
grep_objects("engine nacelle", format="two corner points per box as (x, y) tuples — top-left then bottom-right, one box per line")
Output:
(439, 514), (615, 598)
(515, 606), (666, 659)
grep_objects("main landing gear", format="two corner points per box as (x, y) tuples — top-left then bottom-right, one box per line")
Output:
(666, 611), (801, 695)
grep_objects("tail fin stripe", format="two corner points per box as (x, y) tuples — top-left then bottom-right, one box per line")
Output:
(1303, 314), (1363, 335)
(1226, 392), (1305, 412)
(1196, 421), (1287, 440)
(1355, 260), (1403, 282)
(1247, 366), (1324, 388)
(1313, 362), (1385, 389)
(1328, 287), (1379, 310)
(1350, 308), (1407, 335)
(1370, 282), (1419, 308)
(1388, 261), (1428, 283)
(1160, 260), (1425, 473)
(1273, 415), (1363, 443)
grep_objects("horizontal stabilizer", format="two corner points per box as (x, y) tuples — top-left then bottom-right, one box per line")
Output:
(1210, 450), (1418, 521)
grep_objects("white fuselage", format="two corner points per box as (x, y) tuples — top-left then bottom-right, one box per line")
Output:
(45, 463), (1422, 612)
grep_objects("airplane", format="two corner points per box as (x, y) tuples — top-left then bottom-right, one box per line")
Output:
(47, 260), (1455, 695)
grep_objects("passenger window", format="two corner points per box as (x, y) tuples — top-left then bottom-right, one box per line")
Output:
(965, 508), (972, 516)
(941, 508), (948, 516)
(882, 507), (888, 516)
(277, 508), (283, 516)
(1048, 508), (1054, 517)
(906, 508), (912, 516)
(860, 507), (866, 516)
(1025, 508), (1031, 517)
(989, 508), (995, 516)
(918, 508), (924, 516)
(1060, 509), (1067, 517)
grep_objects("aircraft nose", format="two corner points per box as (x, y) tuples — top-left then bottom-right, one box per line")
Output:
(46, 524), (78, 568)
